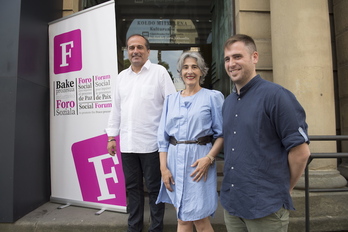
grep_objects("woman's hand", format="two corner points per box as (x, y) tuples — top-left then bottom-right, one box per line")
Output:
(190, 156), (211, 182)
(161, 168), (175, 192)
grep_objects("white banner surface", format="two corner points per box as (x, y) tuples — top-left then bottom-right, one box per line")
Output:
(48, 1), (126, 212)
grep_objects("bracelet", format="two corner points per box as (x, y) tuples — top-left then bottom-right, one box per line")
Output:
(206, 154), (215, 164)
(108, 139), (116, 142)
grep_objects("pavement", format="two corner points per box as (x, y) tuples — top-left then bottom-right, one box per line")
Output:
(1, 190), (348, 232)
(0, 198), (227, 232)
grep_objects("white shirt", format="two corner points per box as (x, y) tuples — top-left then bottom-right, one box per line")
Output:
(105, 60), (177, 153)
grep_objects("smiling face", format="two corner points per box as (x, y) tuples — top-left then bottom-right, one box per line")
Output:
(181, 57), (203, 88)
(127, 35), (150, 70)
(224, 41), (258, 91)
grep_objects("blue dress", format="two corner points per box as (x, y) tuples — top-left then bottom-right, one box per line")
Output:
(156, 88), (224, 221)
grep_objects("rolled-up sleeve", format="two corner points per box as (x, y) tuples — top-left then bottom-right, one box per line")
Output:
(272, 88), (309, 151)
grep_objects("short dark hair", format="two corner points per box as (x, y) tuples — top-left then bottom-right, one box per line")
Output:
(126, 34), (150, 50)
(224, 34), (257, 54)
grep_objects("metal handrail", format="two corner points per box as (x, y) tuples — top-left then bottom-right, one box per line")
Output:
(308, 135), (348, 141)
(304, 135), (348, 232)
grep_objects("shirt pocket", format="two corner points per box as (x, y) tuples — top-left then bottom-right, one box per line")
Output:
(141, 85), (155, 100)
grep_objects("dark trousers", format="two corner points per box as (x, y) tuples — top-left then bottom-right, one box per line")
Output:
(121, 151), (165, 232)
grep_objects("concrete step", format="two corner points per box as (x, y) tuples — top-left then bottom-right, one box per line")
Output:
(289, 190), (348, 231)
(1, 190), (348, 232)
(0, 199), (226, 232)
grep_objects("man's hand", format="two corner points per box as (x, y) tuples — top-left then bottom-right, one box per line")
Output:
(107, 138), (116, 156)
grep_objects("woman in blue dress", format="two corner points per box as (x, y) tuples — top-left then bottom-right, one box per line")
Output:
(156, 51), (224, 232)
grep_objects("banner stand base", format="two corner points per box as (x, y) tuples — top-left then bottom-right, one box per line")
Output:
(95, 208), (106, 215)
(57, 203), (71, 209)
(50, 197), (127, 214)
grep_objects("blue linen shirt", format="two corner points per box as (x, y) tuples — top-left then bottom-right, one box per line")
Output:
(221, 75), (309, 219)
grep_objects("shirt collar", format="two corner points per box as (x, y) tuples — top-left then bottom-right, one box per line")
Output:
(127, 59), (151, 74)
(233, 74), (261, 97)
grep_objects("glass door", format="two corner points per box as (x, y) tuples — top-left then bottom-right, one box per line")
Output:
(115, 0), (213, 89)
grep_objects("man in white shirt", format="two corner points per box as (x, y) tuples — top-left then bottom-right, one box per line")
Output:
(106, 34), (176, 232)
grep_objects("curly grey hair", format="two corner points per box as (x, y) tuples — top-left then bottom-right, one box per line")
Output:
(177, 51), (209, 85)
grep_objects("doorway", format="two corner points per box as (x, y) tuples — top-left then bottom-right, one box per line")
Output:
(115, 0), (213, 89)
(82, 0), (233, 94)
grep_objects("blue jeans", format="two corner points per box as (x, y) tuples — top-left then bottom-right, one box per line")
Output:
(121, 152), (165, 232)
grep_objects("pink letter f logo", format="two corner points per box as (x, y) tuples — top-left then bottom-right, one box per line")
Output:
(54, 29), (82, 74)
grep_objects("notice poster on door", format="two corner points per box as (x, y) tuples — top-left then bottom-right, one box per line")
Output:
(48, 1), (127, 213)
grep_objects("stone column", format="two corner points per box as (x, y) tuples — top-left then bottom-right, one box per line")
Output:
(333, 0), (348, 179)
(270, 0), (347, 188)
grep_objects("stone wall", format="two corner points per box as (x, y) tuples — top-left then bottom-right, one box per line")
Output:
(63, 0), (80, 17)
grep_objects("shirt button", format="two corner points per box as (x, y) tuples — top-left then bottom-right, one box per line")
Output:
(231, 166), (234, 169)
(231, 184), (234, 187)
(238, 98), (241, 100)
(235, 114), (238, 117)
(231, 148), (234, 151)
(233, 131), (236, 134)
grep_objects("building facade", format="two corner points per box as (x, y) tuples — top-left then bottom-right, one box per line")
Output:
(66, 0), (348, 189)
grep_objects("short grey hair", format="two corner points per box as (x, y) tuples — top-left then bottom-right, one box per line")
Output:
(177, 51), (209, 85)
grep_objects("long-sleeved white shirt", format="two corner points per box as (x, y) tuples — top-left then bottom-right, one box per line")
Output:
(105, 60), (177, 153)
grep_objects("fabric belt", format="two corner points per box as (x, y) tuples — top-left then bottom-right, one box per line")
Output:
(169, 135), (213, 146)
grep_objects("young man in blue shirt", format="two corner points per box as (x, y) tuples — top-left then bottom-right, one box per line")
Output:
(221, 34), (311, 232)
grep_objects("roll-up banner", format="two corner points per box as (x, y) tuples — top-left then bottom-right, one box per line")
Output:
(48, 1), (126, 213)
